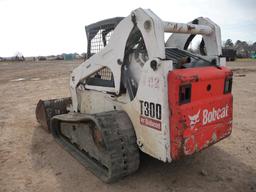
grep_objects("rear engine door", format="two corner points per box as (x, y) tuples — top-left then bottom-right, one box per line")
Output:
(168, 66), (233, 160)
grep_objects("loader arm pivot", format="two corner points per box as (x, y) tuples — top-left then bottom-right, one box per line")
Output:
(69, 8), (222, 113)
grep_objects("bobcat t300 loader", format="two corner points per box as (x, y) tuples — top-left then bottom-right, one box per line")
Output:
(36, 8), (233, 182)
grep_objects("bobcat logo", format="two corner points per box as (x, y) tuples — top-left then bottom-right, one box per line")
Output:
(188, 110), (200, 128)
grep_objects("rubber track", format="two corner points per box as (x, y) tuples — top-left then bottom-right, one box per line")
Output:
(51, 111), (140, 183)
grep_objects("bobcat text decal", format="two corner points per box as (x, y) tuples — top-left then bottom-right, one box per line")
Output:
(202, 105), (229, 125)
(189, 105), (229, 128)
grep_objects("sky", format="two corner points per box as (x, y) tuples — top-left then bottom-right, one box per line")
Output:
(0, 0), (255, 57)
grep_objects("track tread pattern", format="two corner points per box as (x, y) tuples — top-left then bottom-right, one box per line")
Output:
(51, 111), (140, 183)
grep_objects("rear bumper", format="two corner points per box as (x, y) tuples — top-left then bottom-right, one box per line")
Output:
(183, 119), (232, 156)
(170, 95), (233, 160)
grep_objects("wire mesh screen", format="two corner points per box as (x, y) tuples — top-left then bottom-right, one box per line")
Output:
(91, 67), (112, 80)
(90, 29), (113, 55)
(86, 67), (114, 87)
(85, 17), (124, 58)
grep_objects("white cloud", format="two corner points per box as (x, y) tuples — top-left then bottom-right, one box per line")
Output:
(0, 0), (255, 56)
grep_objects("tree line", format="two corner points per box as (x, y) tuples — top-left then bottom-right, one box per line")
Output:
(223, 39), (256, 58)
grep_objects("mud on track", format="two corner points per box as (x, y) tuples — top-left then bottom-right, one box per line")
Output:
(0, 60), (255, 192)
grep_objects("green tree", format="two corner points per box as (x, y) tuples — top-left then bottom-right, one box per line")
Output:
(224, 39), (234, 48)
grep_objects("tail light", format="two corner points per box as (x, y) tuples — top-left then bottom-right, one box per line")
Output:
(224, 76), (232, 94)
(179, 84), (191, 104)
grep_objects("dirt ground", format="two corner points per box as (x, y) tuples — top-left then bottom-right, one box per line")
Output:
(0, 60), (255, 192)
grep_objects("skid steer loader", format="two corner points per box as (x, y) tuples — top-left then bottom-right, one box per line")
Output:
(36, 8), (233, 182)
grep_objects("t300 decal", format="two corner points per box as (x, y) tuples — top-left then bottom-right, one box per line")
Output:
(139, 100), (162, 130)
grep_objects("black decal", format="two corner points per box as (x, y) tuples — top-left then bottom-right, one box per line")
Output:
(144, 101), (149, 116)
(150, 102), (155, 118)
(156, 104), (162, 120)
(139, 100), (162, 120)
(139, 100), (144, 115)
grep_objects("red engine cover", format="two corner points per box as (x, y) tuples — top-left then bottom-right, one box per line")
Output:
(168, 66), (233, 160)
